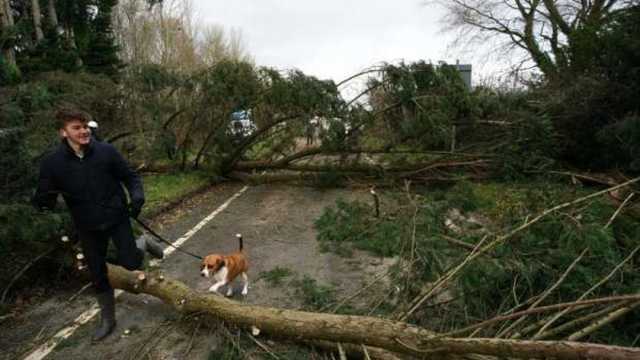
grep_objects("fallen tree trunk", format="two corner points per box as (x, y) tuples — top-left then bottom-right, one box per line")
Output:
(108, 264), (640, 360)
(234, 151), (490, 174)
(226, 171), (337, 184)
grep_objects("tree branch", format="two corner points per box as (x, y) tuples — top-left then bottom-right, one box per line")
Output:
(106, 264), (640, 360)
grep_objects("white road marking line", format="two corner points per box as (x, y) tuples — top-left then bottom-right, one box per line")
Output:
(151, 185), (248, 264)
(23, 185), (249, 360)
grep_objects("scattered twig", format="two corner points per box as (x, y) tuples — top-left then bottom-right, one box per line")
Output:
(337, 343), (347, 360)
(1, 247), (55, 304)
(361, 344), (372, 360)
(497, 248), (589, 338)
(219, 324), (246, 356)
(532, 244), (640, 339)
(67, 282), (92, 303)
(367, 288), (395, 316)
(534, 301), (631, 340)
(443, 294), (640, 337)
(305, 339), (404, 360)
(182, 320), (201, 358)
(248, 333), (280, 360)
(399, 235), (489, 321)
(399, 177), (640, 321)
(547, 171), (618, 187)
(34, 325), (48, 343)
(604, 192), (635, 228)
(324, 262), (411, 314)
(567, 300), (640, 341)
(440, 235), (482, 252)
(509, 305), (591, 340)
(128, 321), (175, 360)
(0, 313), (16, 322)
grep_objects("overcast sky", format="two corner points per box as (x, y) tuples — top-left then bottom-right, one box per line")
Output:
(192, 0), (462, 85)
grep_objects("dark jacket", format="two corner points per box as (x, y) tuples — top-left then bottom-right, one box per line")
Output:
(33, 139), (144, 231)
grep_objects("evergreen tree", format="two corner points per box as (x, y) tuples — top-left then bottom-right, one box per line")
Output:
(82, 0), (121, 78)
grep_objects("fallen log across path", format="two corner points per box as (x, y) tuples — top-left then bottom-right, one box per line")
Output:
(108, 264), (640, 360)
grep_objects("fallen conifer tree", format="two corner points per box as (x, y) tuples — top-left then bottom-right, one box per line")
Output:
(107, 264), (640, 360)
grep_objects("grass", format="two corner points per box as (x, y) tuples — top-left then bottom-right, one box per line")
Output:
(257, 267), (294, 286)
(142, 170), (211, 216)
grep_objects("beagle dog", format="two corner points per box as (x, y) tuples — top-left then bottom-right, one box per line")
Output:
(200, 234), (249, 296)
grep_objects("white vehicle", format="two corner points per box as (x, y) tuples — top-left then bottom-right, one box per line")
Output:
(229, 111), (257, 137)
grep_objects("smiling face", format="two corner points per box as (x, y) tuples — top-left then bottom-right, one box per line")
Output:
(200, 255), (225, 278)
(60, 119), (91, 151)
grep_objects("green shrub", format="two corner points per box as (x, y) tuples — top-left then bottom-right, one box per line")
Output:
(597, 114), (640, 171)
(0, 57), (20, 85)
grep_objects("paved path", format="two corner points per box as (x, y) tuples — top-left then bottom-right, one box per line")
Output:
(5, 183), (385, 360)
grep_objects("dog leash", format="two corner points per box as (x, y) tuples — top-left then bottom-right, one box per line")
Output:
(39, 190), (205, 260)
(132, 216), (204, 260)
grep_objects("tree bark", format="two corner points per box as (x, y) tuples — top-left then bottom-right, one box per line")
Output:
(193, 129), (217, 170)
(31, 0), (44, 42)
(107, 264), (640, 360)
(0, 0), (17, 69)
(226, 171), (334, 184)
(235, 157), (489, 175)
(46, 0), (61, 33)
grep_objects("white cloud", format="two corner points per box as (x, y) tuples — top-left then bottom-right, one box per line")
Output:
(192, 0), (462, 83)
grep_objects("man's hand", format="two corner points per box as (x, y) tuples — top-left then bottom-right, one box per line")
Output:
(128, 198), (144, 219)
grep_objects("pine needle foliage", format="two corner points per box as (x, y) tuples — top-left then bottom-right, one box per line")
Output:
(314, 180), (640, 344)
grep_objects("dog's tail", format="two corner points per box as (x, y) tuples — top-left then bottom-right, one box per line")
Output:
(236, 233), (243, 251)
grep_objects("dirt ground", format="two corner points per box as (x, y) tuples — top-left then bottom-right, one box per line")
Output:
(1, 183), (393, 360)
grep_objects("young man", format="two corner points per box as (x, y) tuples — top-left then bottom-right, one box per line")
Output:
(33, 108), (163, 342)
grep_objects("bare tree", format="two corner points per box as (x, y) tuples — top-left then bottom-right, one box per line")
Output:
(226, 27), (252, 63)
(433, 0), (626, 79)
(114, 0), (251, 70)
(199, 24), (227, 65)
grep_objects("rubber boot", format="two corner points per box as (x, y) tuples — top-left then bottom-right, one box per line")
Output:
(136, 234), (164, 259)
(92, 289), (116, 342)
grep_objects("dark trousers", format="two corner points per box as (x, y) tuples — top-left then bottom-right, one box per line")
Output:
(78, 220), (143, 294)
